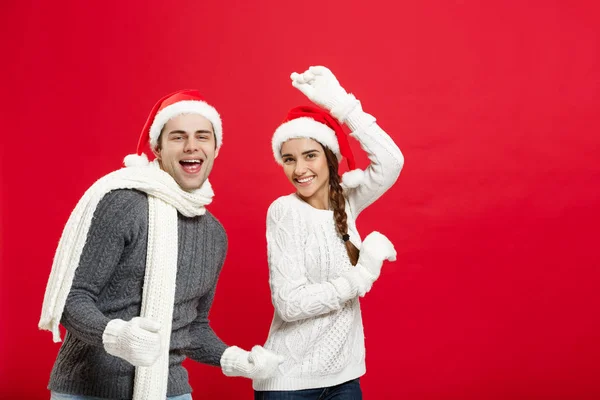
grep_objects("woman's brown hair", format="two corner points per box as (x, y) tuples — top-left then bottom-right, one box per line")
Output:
(323, 146), (360, 265)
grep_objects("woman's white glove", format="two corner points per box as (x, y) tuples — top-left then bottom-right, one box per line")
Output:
(221, 345), (284, 379)
(290, 65), (359, 122)
(358, 231), (397, 278)
(102, 317), (162, 367)
(341, 231), (397, 296)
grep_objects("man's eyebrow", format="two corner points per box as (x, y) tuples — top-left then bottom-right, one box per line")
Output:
(167, 129), (213, 134)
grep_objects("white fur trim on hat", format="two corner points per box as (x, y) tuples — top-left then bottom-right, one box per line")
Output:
(149, 100), (222, 149)
(272, 117), (341, 165)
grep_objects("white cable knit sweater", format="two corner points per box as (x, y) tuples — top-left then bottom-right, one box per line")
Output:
(253, 107), (404, 391)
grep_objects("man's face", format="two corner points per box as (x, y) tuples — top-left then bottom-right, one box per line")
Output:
(153, 114), (218, 191)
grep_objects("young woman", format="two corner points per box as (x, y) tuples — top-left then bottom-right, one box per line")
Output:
(253, 66), (405, 399)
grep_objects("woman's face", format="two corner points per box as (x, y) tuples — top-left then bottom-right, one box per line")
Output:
(280, 137), (330, 203)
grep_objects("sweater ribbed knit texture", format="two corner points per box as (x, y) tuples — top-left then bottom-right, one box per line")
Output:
(48, 189), (228, 398)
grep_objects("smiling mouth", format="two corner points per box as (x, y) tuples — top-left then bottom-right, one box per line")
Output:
(295, 176), (315, 185)
(180, 159), (204, 174)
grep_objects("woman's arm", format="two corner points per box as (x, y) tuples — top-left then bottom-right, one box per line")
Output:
(290, 65), (404, 218)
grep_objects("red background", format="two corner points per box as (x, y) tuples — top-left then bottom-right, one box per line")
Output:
(2, 1), (599, 399)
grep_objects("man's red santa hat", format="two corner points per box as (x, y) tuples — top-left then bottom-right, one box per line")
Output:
(125, 89), (222, 167)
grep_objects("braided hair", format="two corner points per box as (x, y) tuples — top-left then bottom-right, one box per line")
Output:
(323, 146), (360, 265)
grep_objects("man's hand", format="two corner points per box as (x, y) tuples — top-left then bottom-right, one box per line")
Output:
(102, 317), (162, 367)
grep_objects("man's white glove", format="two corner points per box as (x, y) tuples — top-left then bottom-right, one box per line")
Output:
(290, 65), (360, 122)
(221, 345), (284, 380)
(102, 317), (162, 367)
(343, 231), (397, 296)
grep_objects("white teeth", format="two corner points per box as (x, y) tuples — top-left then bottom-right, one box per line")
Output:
(181, 160), (201, 164)
(297, 176), (314, 183)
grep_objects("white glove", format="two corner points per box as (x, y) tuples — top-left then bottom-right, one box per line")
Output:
(290, 65), (360, 122)
(221, 345), (284, 380)
(358, 231), (397, 277)
(102, 317), (162, 367)
(343, 231), (397, 296)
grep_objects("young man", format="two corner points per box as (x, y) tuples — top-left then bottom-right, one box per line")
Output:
(39, 90), (283, 400)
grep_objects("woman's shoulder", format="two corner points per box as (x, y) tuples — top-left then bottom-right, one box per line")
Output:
(268, 193), (298, 211)
(267, 194), (308, 223)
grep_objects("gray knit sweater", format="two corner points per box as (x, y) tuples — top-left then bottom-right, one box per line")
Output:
(48, 189), (228, 398)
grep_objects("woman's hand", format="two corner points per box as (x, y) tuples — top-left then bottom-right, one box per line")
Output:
(291, 66), (358, 121)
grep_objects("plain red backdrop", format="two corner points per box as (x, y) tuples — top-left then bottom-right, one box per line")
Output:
(1, 1), (599, 399)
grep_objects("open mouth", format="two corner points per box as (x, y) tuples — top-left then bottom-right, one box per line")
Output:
(179, 159), (204, 174)
(295, 176), (315, 186)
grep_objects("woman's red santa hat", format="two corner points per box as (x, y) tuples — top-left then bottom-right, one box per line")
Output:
(124, 89), (222, 167)
(271, 105), (365, 188)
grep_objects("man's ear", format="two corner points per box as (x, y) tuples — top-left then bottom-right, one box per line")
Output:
(152, 145), (161, 160)
(214, 147), (220, 159)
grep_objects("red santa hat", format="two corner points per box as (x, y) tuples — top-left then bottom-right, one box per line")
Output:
(271, 105), (365, 188)
(124, 89), (222, 167)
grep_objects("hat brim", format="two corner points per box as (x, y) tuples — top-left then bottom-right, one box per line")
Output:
(149, 100), (222, 149)
(272, 117), (341, 164)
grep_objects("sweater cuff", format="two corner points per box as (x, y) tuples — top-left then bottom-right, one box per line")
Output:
(334, 264), (377, 300)
(344, 265), (377, 297)
(102, 319), (126, 347)
(329, 93), (360, 123)
(331, 93), (377, 135)
(347, 108), (377, 136)
(331, 275), (359, 303)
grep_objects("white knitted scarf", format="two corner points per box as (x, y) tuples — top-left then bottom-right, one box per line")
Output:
(39, 159), (214, 400)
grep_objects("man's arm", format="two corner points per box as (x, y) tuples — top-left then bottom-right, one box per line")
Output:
(183, 285), (228, 365)
(61, 190), (162, 367)
(183, 218), (283, 378)
(60, 190), (147, 346)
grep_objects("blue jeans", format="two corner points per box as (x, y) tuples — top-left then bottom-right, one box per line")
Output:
(254, 378), (362, 400)
(50, 392), (192, 400)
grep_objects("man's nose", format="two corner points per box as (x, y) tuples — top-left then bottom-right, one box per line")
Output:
(184, 138), (200, 153)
